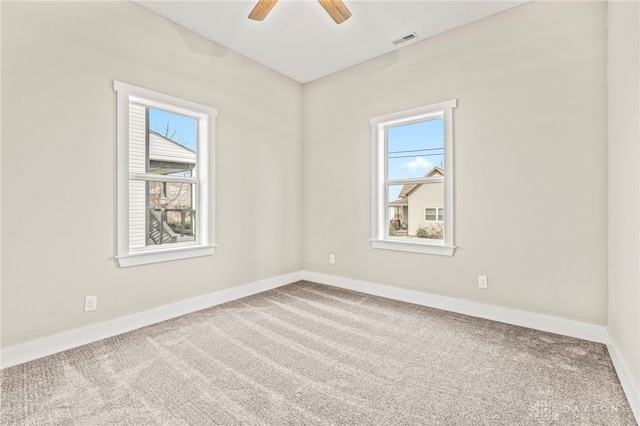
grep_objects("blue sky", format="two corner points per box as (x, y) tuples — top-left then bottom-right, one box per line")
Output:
(149, 108), (197, 152)
(387, 118), (444, 201)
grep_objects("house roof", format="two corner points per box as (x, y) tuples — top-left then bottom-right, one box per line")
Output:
(393, 167), (444, 201)
(389, 198), (408, 207)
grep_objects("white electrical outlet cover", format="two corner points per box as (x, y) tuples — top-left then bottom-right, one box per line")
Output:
(478, 276), (488, 289)
(84, 295), (98, 312)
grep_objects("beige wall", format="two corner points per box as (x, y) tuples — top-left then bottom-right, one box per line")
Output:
(1, 2), (636, 391)
(607, 0), (640, 390)
(303, 1), (608, 323)
(0, 1), (304, 348)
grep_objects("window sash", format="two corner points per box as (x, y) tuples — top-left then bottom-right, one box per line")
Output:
(387, 176), (444, 186)
(130, 173), (199, 184)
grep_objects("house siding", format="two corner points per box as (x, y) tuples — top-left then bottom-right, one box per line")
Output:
(149, 132), (196, 166)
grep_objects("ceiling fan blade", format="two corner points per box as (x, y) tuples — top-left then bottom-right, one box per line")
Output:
(248, 0), (279, 21)
(317, 0), (351, 24)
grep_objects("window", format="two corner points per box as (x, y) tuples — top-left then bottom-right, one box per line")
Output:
(425, 207), (444, 222)
(370, 99), (456, 255)
(114, 81), (216, 267)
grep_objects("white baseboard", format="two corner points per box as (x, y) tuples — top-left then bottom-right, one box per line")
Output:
(607, 338), (640, 422)
(0, 271), (302, 369)
(302, 271), (610, 344)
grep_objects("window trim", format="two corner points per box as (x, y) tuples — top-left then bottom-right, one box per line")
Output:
(370, 99), (456, 256)
(114, 80), (217, 267)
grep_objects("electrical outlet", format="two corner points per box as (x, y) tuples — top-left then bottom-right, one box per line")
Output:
(478, 275), (488, 289)
(84, 295), (98, 312)
(329, 254), (335, 264)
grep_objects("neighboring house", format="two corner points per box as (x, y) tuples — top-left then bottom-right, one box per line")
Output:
(390, 167), (444, 239)
(148, 130), (196, 176)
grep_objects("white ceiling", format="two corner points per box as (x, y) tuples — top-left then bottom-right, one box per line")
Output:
(135, 0), (527, 83)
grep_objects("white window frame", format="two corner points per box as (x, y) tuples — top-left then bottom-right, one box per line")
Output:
(425, 207), (444, 222)
(114, 81), (217, 267)
(370, 99), (456, 256)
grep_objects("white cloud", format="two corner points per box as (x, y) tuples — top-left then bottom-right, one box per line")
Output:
(403, 156), (432, 171)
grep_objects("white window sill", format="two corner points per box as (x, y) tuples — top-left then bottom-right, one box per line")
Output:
(371, 239), (455, 256)
(117, 245), (216, 267)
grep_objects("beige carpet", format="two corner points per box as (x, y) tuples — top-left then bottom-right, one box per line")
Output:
(1, 281), (636, 425)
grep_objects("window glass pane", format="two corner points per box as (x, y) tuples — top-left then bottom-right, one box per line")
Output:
(387, 117), (444, 181)
(148, 108), (197, 177)
(438, 208), (445, 221)
(146, 181), (196, 245)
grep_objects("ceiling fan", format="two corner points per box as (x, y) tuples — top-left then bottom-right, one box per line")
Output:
(248, 0), (352, 25)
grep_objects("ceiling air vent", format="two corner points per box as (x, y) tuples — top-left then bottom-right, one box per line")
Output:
(392, 33), (418, 46)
